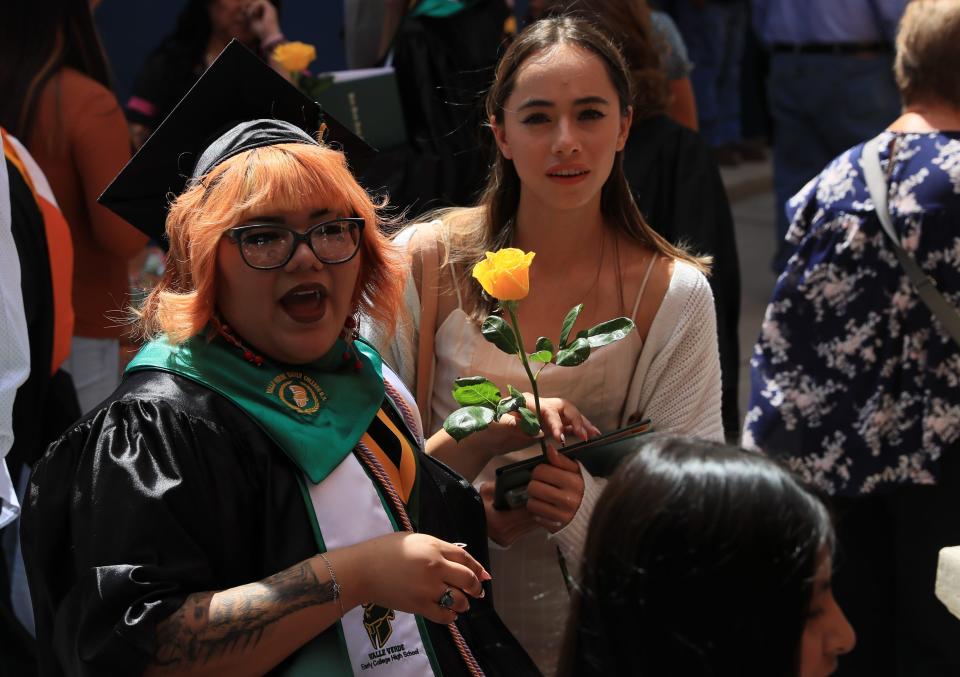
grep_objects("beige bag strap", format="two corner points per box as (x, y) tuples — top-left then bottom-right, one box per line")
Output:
(413, 226), (441, 433)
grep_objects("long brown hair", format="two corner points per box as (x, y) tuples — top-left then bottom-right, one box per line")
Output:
(430, 16), (707, 318)
(542, 0), (671, 121)
(0, 0), (114, 140)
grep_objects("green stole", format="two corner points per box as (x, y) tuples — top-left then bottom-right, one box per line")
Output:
(126, 335), (439, 675)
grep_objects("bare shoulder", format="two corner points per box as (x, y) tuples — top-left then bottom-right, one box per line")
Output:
(396, 219), (463, 324)
(397, 220), (444, 298)
(619, 239), (675, 343)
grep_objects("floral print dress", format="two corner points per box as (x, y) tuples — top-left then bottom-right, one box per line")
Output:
(744, 131), (960, 496)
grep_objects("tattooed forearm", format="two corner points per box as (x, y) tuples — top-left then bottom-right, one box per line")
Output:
(151, 558), (337, 670)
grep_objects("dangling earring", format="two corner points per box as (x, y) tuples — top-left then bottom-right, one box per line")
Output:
(341, 314), (358, 345)
(341, 313), (363, 372)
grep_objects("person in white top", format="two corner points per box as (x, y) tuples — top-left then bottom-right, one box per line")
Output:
(0, 132), (30, 531)
(367, 16), (724, 674)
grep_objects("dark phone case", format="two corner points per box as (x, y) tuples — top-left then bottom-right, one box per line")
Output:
(492, 420), (653, 510)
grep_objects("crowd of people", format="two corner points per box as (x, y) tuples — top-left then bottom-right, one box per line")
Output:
(0, 0), (958, 675)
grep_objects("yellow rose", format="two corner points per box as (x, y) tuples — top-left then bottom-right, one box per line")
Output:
(272, 41), (316, 73)
(472, 248), (536, 301)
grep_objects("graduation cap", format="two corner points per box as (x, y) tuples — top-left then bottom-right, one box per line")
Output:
(99, 39), (376, 242)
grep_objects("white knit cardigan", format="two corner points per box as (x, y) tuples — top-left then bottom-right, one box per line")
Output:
(364, 225), (725, 575)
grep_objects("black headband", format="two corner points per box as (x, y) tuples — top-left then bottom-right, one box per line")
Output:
(191, 119), (320, 182)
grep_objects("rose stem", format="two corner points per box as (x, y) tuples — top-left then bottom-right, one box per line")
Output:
(506, 301), (549, 458)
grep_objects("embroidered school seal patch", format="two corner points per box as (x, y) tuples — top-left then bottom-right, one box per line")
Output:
(265, 371), (328, 415)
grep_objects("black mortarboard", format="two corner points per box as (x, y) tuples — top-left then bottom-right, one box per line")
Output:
(99, 39), (376, 241)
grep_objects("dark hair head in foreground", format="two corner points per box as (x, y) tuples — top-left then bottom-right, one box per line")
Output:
(561, 436), (838, 677)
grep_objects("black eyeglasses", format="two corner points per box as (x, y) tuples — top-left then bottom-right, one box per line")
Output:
(226, 217), (365, 270)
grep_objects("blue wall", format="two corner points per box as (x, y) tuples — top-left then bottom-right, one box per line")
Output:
(94, 0), (347, 104)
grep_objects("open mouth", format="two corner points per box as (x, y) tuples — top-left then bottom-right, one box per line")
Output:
(279, 282), (328, 324)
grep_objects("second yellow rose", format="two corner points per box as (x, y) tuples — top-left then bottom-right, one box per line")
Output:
(272, 41), (316, 73)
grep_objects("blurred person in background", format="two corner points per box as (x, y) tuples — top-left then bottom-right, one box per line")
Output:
(544, 0), (742, 440)
(125, 0), (287, 149)
(648, 4), (698, 131)
(342, 0), (406, 69)
(533, 0), (699, 130)
(661, 0), (753, 166)
(746, 1), (960, 673)
(753, 0), (908, 272)
(364, 0), (514, 216)
(560, 436), (854, 677)
(0, 0), (147, 415)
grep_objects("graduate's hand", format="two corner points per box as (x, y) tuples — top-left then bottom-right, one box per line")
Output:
(246, 0), (282, 42)
(349, 532), (490, 624)
(479, 482), (539, 546)
(525, 445), (585, 533)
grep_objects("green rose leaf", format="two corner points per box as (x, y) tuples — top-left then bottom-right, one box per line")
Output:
(535, 336), (554, 354)
(497, 386), (527, 419)
(496, 393), (525, 420)
(583, 317), (636, 348)
(555, 337), (591, 367)
(529, 350), (552, 363)
(517, 406), (542, 436)
(558, 304), (584, 349)
(443, 406), (496, 441)
(451, 376), (501, 408)
(481, 316), (519, 355)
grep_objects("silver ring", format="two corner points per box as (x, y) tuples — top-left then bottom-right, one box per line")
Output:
(438, 588), (455, 610)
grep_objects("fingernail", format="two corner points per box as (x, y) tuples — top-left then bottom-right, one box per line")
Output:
(480, 588), (486, 598)
(453, 542), (468, 549)
(481, 570), (493, 581)
(559, 433), (566, 446)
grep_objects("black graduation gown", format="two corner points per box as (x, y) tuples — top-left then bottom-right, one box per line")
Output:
(622, 114), (742, 440)
(360, 0), (510, 216)
(21, 370), (538, 676)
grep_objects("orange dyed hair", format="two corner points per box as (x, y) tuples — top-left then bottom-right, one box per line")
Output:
(137, 141), (405, 343)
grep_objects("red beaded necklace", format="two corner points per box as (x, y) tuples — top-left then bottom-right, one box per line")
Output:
(214, 318), (264, 367)
(212, 315), (363, 371)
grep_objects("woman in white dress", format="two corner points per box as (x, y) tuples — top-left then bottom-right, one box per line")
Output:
(368, 16), (724, 674)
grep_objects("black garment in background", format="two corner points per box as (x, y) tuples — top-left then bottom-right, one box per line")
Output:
(830, 447), (960, 677)
(623, 115), (741, 439)
(363, 0), (509, 217)
(124, 44), (205, 132)
(740, 18), (772, 142)
(22, 371), (538, 677)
